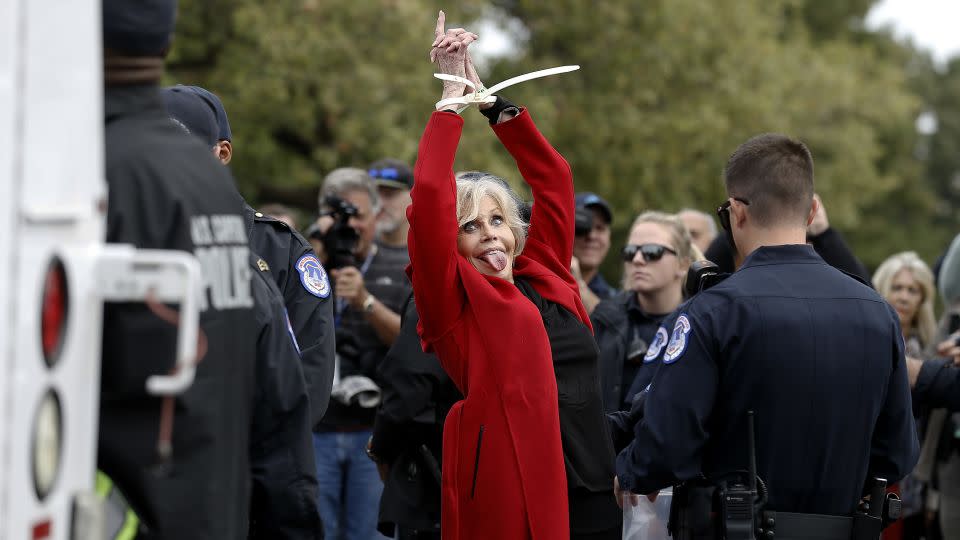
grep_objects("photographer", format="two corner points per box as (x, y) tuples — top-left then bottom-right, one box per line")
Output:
(312, 167), (410, 540)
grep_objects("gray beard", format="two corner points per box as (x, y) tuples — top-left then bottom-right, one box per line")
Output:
(376, 218), (400, 237)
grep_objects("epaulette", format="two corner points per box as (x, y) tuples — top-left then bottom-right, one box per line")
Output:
(253, 211), (290, 229)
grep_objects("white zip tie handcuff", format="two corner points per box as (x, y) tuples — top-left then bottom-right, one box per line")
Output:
(434, 65), (580, 113)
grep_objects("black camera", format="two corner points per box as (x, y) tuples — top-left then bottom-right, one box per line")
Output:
(574, 206), (593, 236)
(320, 195), (360, 270)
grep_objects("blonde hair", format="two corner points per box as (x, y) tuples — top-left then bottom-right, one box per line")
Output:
(629, 211), (695, 265)
(455, 174), (528, 257)
(873, 251), (937, 346)
(621, 211), (695, 290)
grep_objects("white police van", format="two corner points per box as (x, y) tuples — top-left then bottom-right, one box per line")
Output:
(0, 1), (203, 538)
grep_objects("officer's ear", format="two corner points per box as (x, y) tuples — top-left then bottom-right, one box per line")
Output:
(730, 199), (749, 229)
(806, 196), (819, 227)
(216, 140), (233, 165)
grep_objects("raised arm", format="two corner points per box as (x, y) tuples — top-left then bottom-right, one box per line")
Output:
(492, 110), (576, 269)
(407, 111), (467, 342)
(406, 12), (481, 343)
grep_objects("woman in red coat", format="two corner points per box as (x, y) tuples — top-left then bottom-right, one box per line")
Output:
(405, 14), (619, 540)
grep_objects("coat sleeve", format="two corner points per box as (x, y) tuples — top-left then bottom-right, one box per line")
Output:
(407, 112), (468, 344)
(914, 358), (960, 411)
(809, 228), (870, 283)
(491, 109), (577, 281)
(616, 310), (718, 495)
(248, 271), (322, 540)
(868, 315), (920, 483)
(284, 236), (336, 426)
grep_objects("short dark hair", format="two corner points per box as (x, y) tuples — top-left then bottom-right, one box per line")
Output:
(723, 133), (814, 228)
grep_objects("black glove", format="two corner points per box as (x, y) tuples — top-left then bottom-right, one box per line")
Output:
(479, 96), (520, 125)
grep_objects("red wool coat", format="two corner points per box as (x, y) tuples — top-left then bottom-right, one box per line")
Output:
(406, 110), (591, 540)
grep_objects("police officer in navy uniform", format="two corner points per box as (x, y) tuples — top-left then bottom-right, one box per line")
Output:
(162, 85), (336, 427)
(100, 1), (260, 537)
(247, 253), (323, 539)
(245, 206), (336, 425)
(614, 134), (920, 526)
(162, 85), (323, 537)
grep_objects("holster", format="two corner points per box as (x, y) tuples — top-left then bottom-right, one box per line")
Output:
(669, 480), (720, 540)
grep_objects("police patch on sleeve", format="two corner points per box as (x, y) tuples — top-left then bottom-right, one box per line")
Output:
(295, 254), (331, 299)
(663, 314), (692, 364)
(644, 326), (670, 363)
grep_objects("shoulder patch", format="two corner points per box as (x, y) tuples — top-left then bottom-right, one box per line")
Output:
(295, 254), (331, 298)
(663, 314), (692, 364)
(644, 326), (670, 363)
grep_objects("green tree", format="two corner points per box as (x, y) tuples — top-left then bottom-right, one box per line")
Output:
(494, 0), (924, 274)
(167, 0), (943, 275)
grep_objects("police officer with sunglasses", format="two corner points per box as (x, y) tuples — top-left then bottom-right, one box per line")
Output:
(615, 134), (918, 539)
(592, 212), (694, 415)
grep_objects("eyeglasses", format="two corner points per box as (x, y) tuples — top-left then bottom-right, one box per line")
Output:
(621, 243), (678, 263)
(716, 197), (751, 232)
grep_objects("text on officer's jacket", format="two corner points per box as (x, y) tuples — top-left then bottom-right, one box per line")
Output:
(190, 214), (253, 311)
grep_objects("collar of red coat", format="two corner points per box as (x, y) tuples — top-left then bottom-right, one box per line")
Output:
(404, 253), (593, 333)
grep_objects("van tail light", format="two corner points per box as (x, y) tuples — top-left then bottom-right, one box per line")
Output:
(40, 258), (68, 367)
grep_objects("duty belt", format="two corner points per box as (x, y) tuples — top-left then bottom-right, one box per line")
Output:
(759, 511), (852, 540)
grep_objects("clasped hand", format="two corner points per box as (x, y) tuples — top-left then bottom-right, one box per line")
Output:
(429, 10), (489, 111)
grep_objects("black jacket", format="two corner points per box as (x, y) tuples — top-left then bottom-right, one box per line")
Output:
(591, 291), (668, 413)
(371, 296), (460, 535)
(248, 254), (323, 539)
(100, 84), (257, 539)
(245, 206), (336, 427)
(915, 359), (960, 411)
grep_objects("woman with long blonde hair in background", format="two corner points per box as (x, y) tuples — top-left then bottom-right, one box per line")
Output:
(873, 251), (937, 540)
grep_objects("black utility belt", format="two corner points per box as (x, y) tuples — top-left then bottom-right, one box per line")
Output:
(761, 511), (852, 540)
(669, 480), (895, 540)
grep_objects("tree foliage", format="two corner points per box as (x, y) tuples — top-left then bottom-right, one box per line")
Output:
(167, 0), (955, 276)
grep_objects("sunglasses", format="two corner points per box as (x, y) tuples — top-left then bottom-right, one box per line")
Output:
(621, 243), (678, 263)
(716, 197), (751, 232)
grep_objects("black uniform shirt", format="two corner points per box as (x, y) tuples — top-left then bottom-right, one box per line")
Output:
(247, 254), (321, 539)
(593, 291), (669, 413)
(244, 205), (336, 427)
(617, 244), (920, 515)
(100, 85), (257, 539)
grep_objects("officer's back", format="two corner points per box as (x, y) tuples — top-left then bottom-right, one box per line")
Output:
(99, 2), (257, 538)
(693, 247), (910, 514)
(615, 133), (918, 520)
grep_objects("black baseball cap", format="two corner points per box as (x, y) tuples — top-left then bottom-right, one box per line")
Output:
(575, 192), (613, 224)
(175, 85), (232, 142)
(161, 87), (218, 147)
(102, 0), (177, 57)
(368, 158), (413, 190)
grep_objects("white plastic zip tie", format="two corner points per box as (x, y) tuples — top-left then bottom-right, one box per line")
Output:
(434, 65), (580, 112)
